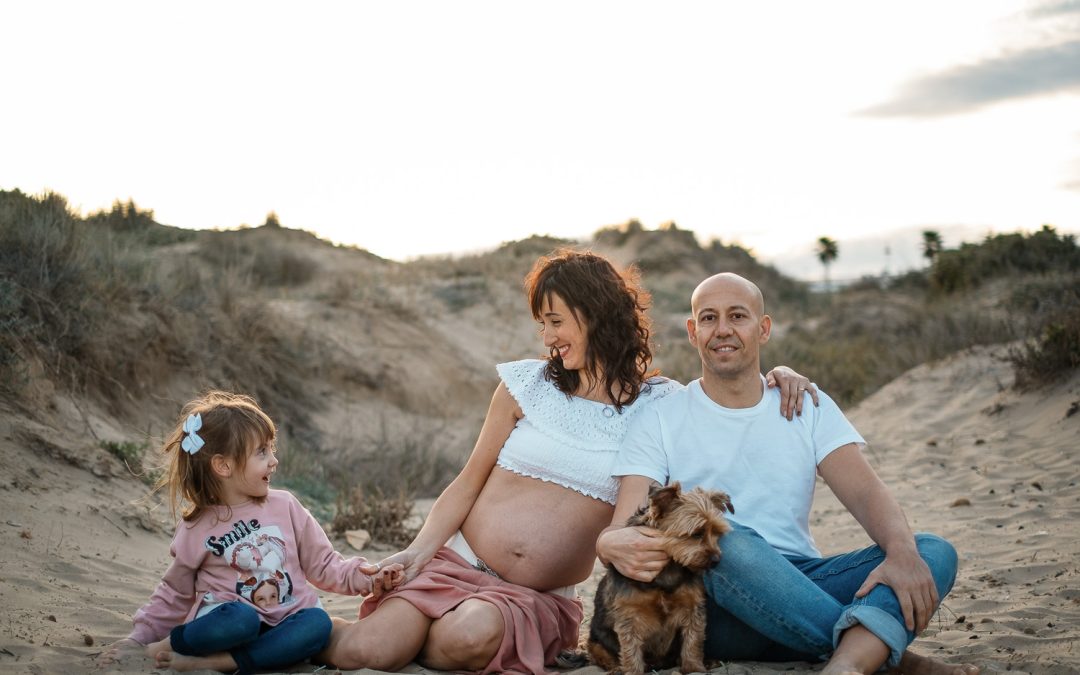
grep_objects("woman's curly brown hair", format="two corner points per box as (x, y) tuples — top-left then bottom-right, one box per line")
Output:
(525, 249), (655, 412)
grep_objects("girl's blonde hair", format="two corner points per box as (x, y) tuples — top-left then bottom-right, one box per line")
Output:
(154, 391), (276, 522)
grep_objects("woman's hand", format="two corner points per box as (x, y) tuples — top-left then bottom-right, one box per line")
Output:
(357, 559), (406, 596)
(765, 365), (819, 420)
(366, 550), (422, 599)
(95, 637), (141, 669)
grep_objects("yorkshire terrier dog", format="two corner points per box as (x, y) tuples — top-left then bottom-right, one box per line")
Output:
(588, 482), (733, 675)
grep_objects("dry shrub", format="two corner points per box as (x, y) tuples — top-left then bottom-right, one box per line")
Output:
(332, 486), (417, 548)
(765, 288), (1016, 407)
(1008, 283), (1080, 389)
(0, 190), (175, 403)
(197, 230), (317, 288)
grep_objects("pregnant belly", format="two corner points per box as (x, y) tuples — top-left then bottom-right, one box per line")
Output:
(460, 468), (613, 591)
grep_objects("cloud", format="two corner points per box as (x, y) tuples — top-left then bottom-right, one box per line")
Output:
(1028, 0), (1080, 19)
(860, 39), (1080, 118)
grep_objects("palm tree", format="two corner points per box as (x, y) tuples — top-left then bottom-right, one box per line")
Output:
(816, 236), (839, 292)
(921, 230), (943, 264)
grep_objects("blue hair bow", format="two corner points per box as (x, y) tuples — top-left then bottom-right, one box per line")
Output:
(181, 413), (205, 455)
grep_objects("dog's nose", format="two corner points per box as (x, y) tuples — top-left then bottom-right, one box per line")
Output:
(709, 553), (722, 565)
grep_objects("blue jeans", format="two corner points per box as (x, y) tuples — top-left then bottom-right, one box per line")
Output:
(703, 524), (958, 667)
(169, 602), (332, 674)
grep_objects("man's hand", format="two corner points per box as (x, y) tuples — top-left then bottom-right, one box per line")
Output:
(765, 366), (819, 420)
(596, 525), (670, 582)
(855, 548), (939, 633)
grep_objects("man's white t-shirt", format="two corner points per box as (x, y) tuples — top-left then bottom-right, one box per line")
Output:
(612, 376), (865, 558)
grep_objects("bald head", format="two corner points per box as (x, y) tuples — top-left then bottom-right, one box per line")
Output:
(691, 273), (765, 317)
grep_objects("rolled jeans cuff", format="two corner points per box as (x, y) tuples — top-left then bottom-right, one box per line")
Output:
(834, 605), (906, 668)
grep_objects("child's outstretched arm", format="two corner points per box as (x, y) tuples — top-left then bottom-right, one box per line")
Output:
(98, 539), (199, 668)
(291, 494), (390, 595)
(128, 550), (199, 646)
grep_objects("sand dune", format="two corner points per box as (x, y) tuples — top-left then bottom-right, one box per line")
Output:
(1, 344), (1077, 674)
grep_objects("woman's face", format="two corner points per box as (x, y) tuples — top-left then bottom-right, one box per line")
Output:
(538, 292), (589, 371)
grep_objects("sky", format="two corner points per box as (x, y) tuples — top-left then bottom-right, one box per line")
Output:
(2, 1), (1079, 280)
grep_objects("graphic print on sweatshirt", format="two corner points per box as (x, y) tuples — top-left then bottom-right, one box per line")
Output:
(205, 519), (295, 610)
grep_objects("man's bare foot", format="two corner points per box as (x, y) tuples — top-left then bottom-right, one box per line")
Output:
(155, 648), (237, 673)
(891, 650), (980, 675)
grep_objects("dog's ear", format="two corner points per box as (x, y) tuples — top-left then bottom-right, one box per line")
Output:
(649, 483), (681, 516)
(711, 491), (734, 514)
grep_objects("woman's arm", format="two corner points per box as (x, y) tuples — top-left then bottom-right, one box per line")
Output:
(370, 382), (520, 594)
(765, 365), (820, 420)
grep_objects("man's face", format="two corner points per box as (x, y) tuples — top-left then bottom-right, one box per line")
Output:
(687, 276), (771, 380)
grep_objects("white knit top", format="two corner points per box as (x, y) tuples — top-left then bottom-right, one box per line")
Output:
(495, 359), (682, 504)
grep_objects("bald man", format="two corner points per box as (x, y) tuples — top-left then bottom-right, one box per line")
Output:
(597, 274), (977, 675)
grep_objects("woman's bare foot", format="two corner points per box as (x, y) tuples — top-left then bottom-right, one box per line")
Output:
(892, 650), (980, 675)
(154, 648), (237, 673)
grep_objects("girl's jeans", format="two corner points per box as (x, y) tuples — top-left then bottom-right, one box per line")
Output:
(169, 602), (332, 674)
(703, 524), (958, 667)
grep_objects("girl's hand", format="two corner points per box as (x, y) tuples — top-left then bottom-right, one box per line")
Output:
(95, 638), (141, 669)
(765, 365), (819, 420)
(366, 550), (420, 599)
(377, 563), (406, 591)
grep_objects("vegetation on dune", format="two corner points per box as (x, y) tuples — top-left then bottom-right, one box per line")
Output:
(765, 226), (1080, 404)
(0, 189), (314, 422)
(3, 188), (1078, 541)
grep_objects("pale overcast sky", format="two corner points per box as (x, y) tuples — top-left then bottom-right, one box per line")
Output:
(2, 1), (1079, 279)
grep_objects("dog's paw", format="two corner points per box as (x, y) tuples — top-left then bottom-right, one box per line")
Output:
(554, 648), (589, 669)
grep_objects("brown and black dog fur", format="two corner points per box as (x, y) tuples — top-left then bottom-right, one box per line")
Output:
(587, 482), (733, 675)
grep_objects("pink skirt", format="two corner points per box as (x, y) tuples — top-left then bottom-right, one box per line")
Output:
(359, 547), (583, 674)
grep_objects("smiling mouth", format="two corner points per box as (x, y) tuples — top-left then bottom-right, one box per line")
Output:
(557, 345), (570, 358)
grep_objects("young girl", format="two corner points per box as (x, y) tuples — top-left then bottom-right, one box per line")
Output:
(100, 391), (401, 673)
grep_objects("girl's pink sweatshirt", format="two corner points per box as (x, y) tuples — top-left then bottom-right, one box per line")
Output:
(129, 489), (370, 644)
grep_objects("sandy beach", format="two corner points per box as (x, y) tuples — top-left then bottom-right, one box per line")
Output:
(2, 344), (1078, 674)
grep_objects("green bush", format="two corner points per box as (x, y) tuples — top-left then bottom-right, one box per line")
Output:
(929, 225), (1078, 293)
(100, 439), (159, 483)
(1008, 293), (1080, 389)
